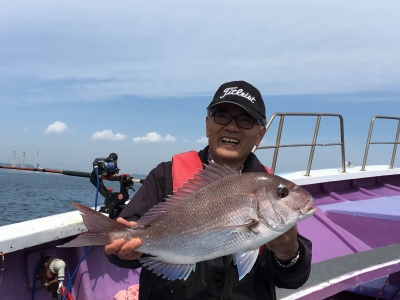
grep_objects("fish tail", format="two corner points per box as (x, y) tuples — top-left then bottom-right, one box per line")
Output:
(58, 203), (129, 247)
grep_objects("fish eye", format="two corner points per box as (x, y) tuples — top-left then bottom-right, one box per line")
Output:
(277, 186), (289, 198)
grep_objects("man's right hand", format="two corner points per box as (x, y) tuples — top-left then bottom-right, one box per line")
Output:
(104, 217), (143, 260)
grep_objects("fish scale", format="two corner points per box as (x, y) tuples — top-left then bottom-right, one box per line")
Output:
(60, 162), (315, 281)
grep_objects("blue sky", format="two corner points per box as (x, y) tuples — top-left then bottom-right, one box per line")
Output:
(1, 1), (399, 175)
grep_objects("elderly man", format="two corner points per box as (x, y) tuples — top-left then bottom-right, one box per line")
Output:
(106, 80), (312, 300)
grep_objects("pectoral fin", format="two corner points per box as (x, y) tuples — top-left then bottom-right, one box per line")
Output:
(139, 257), (196, 281)
(233, 249), (259, 280)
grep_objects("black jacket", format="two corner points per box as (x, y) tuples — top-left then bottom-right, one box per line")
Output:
(109, 146), (312, 300)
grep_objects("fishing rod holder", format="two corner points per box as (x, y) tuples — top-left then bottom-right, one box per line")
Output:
(90, 153), (145, 219)
(89, 171), (135, 219)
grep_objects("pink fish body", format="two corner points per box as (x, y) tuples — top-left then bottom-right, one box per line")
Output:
(60, 162), (315, 281)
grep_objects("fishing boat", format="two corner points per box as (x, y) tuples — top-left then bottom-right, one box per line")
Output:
(0, 113), (399, 300)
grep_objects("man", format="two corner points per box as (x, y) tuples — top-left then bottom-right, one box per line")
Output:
(106, 80), (312, 300)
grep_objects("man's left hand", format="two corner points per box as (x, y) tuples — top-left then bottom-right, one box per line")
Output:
(265, 225), (299, 261)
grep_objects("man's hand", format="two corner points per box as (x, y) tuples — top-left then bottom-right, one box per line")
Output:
(104, 217), (143, 260)
(265, 225), (299, 262)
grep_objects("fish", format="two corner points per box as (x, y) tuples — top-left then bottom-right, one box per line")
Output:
(59, 162), (315, 281)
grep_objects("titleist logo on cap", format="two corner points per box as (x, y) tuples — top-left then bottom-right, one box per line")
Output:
(220, 87), (256, 103)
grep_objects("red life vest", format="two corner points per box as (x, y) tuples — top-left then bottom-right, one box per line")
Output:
(171, 151), (203, 192)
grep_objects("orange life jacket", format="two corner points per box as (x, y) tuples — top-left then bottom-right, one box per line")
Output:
(171, 151), (203, 192)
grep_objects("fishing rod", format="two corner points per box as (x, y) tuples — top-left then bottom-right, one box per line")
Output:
(1, 153), (145, 219)
(0, 165), (92, 177)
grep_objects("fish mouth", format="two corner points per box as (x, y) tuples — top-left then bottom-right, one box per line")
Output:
(299, 198), (316, 215)
(221, 137), (240, 145)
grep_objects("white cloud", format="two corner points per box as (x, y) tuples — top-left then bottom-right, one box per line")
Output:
(44, 121), (69, 134)
(133, 132), (177, 143)
(91, 129), (127, 141)
(196, 136), (208, 144)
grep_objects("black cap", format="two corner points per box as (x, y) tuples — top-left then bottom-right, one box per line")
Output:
(207, 80), (266, 119)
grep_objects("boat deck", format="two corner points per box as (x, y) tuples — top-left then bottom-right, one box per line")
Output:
(299, 173), (400, 263)
(277, 171), (400, 299)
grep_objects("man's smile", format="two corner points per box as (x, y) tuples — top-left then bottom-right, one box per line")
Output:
(221, 137), (240, 145)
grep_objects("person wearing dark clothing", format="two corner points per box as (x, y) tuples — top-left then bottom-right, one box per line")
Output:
(106, 80), (312, 300)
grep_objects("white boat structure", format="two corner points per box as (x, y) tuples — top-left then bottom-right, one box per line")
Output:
(0, 113), (399, 299)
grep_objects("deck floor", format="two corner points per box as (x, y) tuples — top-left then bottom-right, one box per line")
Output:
(290, 173), (400, 299)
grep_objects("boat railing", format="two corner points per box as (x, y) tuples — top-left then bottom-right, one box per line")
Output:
(257, 112), (346, 175)
(361, 115), (400, 171)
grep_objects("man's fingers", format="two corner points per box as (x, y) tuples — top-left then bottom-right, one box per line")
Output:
(267, 226), (298, 246)
(117, 250), (143, 261)
(265, 226), (299, 260)
(118, 238), (142, 256)
(104, 238), (125, 255)
(104, 219), (141, 258)
(116, 217), (136, 227)
(114, 238), (143, 260)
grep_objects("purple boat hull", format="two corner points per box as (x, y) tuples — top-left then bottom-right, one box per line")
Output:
(1, 241), (140, 299)
(1, 171), (399, 300)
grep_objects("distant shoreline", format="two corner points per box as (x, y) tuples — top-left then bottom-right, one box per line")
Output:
(0, 162), (36, 168)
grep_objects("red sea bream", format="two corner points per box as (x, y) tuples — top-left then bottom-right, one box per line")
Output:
(60, 162), (315, 281)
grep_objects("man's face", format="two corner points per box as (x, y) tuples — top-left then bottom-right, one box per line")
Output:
(206, 103), (266, 170)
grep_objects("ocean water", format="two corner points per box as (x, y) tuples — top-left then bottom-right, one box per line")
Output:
(0, 169), (139, 226)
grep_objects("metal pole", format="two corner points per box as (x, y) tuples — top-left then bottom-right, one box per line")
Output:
(390, 120), (400, 169)
(361, 117), (376, 171)
(339, 115), (346, 173)
(306, 116), (321, 176)
(271, 116), (285, 174)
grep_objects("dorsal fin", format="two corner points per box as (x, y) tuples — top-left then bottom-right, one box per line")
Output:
(136, 161), (237, 227)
